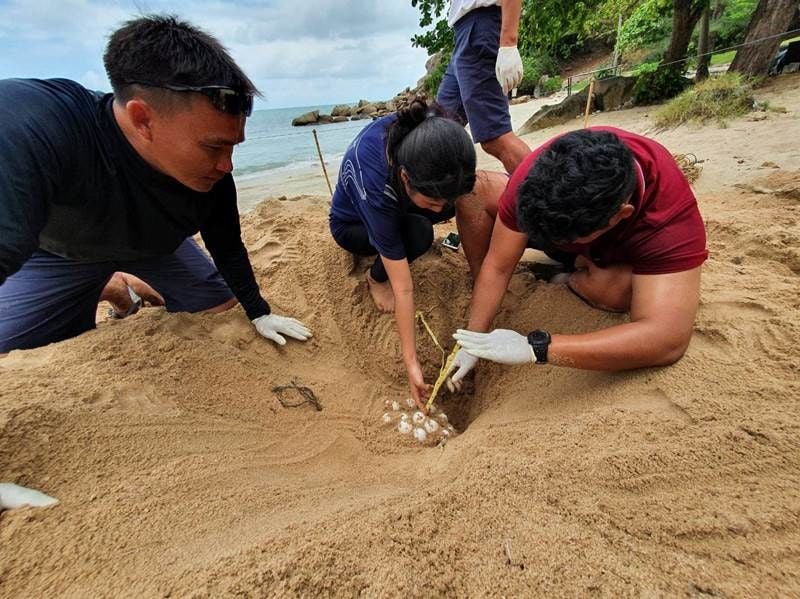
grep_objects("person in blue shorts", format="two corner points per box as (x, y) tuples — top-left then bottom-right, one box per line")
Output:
(329, 99), (509, 408)
(0, 15), (312, 353)
(437, 0), (530, 175)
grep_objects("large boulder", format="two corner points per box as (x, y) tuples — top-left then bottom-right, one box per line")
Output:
(291, 110), (319, 126)
(318, 114), (334, 124)
(355, 103), (377, 116)
(357, 99), (371, 108)
(593, 76), (636, 111)
(331, 115), (349, 123)
(331, 104), (352, 117)
(518, 76), (636, 135)
(518, 93), (588, 135)
(350, 113), (371, 121)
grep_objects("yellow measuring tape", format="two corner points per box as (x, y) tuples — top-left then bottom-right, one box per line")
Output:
(415, 311), (460, 411)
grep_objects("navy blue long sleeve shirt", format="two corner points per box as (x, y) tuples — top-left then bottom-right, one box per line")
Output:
(0, 78), (269, 319)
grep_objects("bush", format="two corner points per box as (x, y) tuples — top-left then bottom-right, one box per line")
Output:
(618, 0), (673, 54)
(541, 75), (563, 95)
(654, 72), (755, 128)
(631, 61), (660, 76)
(632, 66), (691, 105)
(713, 0), (759, 48)
(517, 52), (559, 96)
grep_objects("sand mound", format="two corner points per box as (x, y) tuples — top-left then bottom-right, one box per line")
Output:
(1, 170), (799, 596)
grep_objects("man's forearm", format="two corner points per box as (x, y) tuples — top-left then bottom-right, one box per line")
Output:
(467, 260), (515, 333)
(549, 320), (691, 370)
(499, 0), (522, 46)
(209, 244), (269, 320)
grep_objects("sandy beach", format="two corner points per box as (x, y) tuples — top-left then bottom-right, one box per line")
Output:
(1, 74), (799, 596)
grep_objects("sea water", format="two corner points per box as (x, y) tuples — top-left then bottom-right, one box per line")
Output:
(233, 104), (371, 184)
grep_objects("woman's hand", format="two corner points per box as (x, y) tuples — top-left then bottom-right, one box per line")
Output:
(406, 358), (432, 412)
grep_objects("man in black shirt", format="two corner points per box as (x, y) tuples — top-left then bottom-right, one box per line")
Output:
(0, 15), (311, 352)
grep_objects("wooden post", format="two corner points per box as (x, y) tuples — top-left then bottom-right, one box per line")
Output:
(312, 128), (333, 196)
(583, 78), (596, 128)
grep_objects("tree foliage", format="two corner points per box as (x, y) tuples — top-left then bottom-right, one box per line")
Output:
(410, 0), (642, 57)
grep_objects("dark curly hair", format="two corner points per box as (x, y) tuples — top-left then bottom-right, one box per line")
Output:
(104, 15), (259, 104)
(385, 98), (476, 205)
(516, 129), (637, 247)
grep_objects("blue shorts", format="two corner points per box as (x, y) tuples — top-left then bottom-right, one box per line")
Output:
(436, 6), (512, 144)
(0, 238), (234, 352)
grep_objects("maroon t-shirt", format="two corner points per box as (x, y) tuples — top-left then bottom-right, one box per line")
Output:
(498, 126), (708, 275)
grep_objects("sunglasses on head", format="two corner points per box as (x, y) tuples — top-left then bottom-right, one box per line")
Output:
(125, 81), (253, 117)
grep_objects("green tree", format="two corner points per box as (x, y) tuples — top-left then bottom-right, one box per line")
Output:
(410, 0), (630, 57)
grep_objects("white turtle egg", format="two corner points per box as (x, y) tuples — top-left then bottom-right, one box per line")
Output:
(423, 418), (440, 434)
(441, 428), (451, 438)
(398, 420), (413, 434)
(391, 401), (400, 412)
(413, 427), (428, 443)
(382, 412), (396, 425)
(428, 405), (438, 415)
(412, 411), (425, 425)
(405, 397), (416, 408)
(437, 413), (449, 425)
(400, 412), (410, 421)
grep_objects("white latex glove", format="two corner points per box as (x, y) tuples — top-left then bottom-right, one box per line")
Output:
(453, 328), (536, 365)
(496, 46), (523, 94)
(252, 313), (312, 346)
(445, 347), (479, 392)
(0, 483), (58, 510)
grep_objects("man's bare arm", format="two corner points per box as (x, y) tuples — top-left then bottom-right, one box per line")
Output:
(467, 216), (528, 332)
(549, 267), (702, 370)
(499, 0), (522, 46)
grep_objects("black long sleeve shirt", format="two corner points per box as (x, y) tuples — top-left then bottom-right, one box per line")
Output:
(0, 78), (269, 319)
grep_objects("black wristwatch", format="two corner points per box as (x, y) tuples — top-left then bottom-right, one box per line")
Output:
(527, 329), (551, 364)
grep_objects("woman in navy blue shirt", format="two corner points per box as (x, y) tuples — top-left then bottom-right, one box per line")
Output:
(329, 100), (508, 408)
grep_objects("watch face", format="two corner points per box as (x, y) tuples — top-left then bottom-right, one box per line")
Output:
(530, 330), (549, 345)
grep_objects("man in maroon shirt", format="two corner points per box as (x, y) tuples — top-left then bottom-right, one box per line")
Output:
(446, 127), (708, 383)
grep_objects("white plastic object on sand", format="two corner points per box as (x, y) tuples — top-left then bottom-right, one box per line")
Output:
(0, 483), (58, 510)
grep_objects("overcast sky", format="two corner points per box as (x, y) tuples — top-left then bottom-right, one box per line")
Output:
(0, 0), (432, 110)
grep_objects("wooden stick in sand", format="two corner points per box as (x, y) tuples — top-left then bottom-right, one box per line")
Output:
(583, 78), (596, 129)
(312, 128), (333, 196)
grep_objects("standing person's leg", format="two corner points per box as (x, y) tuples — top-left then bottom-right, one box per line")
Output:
(0, 251), (115, 352)
(122, 238), (237, 314)
(436, 55), (467, 125)
(451, 7), (530, 175)
(455, 170), (507, 279)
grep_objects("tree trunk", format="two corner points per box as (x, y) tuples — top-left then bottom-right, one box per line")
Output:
(729, 0), (799, 76)
(664, 0), (708, 66)
(696, 6), (711, 80)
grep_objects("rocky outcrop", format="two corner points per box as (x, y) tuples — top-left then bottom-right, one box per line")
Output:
(290, 80), (437, 127)
(518, 76), (637, 135)
(331, 104), (352, 117)
(291, 110), (319, 126)
(354, 103), (377, 116)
